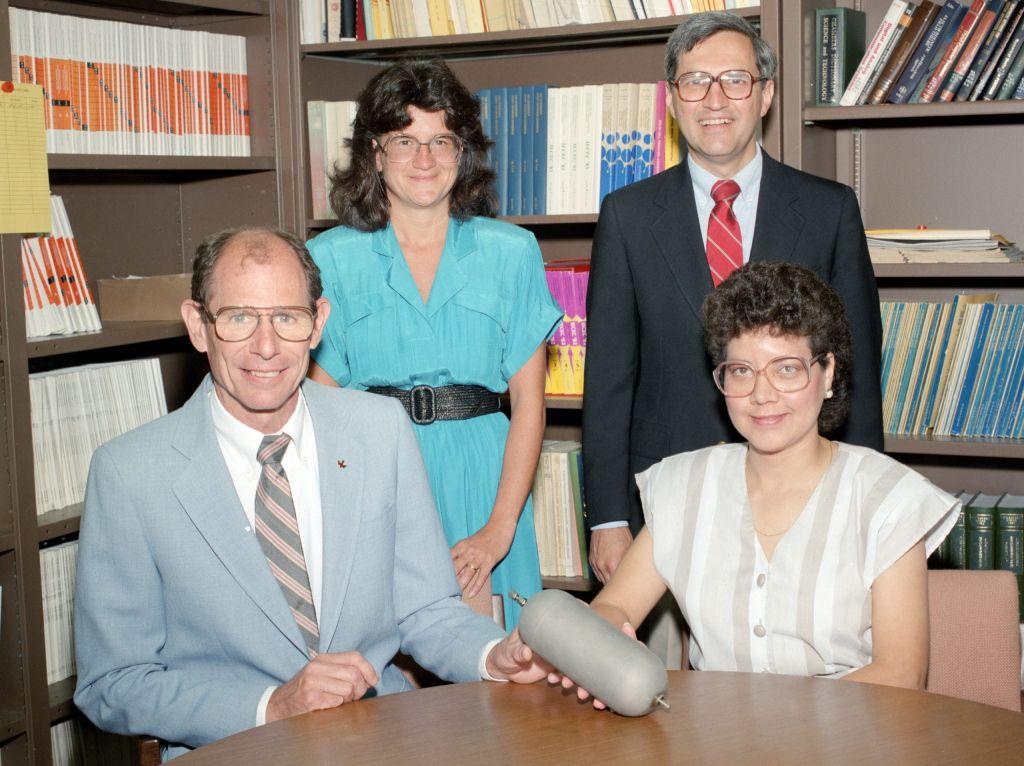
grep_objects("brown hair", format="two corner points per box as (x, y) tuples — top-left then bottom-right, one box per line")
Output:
(329, 58), (497, 230)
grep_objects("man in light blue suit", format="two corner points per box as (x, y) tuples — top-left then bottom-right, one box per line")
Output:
(74, 226), (546, 761)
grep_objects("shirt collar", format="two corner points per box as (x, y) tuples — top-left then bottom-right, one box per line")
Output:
(210, 386), (309, 464)
(688, 145), (763, 204)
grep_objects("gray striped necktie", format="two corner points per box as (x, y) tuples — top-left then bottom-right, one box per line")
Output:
(255, 433), (319, 657)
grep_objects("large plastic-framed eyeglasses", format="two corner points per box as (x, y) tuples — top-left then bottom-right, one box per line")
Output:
(376, 133), (463, 164)
(200, 305), (317, 342)
(713, 354), (826, 398)
(672, 70), (767, 102)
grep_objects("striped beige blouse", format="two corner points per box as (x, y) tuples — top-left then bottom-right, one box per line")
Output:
(636, 442), (959, 678)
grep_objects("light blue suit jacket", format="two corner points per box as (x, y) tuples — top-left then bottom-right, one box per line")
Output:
(74, 377), (504, 760)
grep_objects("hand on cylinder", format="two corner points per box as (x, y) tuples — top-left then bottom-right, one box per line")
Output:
(545, 621), (639, 709)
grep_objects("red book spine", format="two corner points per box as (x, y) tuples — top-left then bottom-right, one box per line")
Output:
(920, 0), (987, 102)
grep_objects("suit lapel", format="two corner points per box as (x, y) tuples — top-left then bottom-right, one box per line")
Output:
(303, 381), (364, 652)
(651, 162), (715, 319)
(750, 153), (805, 265)
(171, 379), (309, 657)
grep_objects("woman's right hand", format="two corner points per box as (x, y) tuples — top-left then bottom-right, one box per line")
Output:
(545, 621), (639, 710)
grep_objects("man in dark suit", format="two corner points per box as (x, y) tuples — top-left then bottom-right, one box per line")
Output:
(583, 12), (883, 582)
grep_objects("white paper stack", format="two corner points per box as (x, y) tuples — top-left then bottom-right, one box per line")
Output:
(867, 229), (1013, 264)
(306, 100), (357, 220)
(30, 358), (167, 515)
(50, 719), (85, 766)
(22, 195), (102, 339)
(40, 540), (78, 685)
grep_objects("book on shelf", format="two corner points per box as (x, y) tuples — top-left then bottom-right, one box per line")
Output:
(978, 2), (1024, 98)
(996, 494), (1024, 621)
(532, 440), (588, 579)
(9, 8), (250, 156)
(21, 195), (102, 339)
(889, 1), (965, 103)
(814, 7), (867, 106)
(930, 491), (1024, 622)
(544, 260), (588, 396)
(995, 21), (1024, 96)
(919, 0), (988, 102)
(840, 0), (911, 105)
(40, 540), (78, 685)
(30, 358), (167, 515)
(880, 294), (1024, 438)
(957, 0), (1022, 100)
(306, 100), (358, 221)
(866, 1), (941, 104)
(477, 82), (674, 215)
(299, 0), (728, 41)
(856, 2), (916, 106)
(50, 719), (86, 766)
(938, 0), (1005, 101)
(866, 228), (1017, 263)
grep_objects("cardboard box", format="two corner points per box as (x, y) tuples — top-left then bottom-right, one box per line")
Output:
(97, 274), (191, 322)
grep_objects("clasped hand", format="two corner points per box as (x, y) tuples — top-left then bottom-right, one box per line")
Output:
(266, 651), (379, 722)
(450, 521), (515, 598)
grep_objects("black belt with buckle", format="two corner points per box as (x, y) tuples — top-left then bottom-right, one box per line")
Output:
(366, 384), (501, 425)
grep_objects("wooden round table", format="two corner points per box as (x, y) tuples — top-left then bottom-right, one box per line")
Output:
(177, 672), (1024, 765)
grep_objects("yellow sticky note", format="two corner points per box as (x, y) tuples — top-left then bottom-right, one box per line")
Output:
(0, 81), (51, 234)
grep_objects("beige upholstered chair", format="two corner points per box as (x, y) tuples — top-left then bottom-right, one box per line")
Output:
(926, 570), (1021, 712)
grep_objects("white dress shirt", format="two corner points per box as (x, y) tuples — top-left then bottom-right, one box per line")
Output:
(210, 389), (322, 724)
(592, 148), (765, 532)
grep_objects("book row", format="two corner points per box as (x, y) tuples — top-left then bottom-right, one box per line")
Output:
(879, 297), (1024, 438)
(8, 8), (251, 156)
(930, 492), (1024, 619)
(50, 718), (85, 766)
(31, 359), (167, 515)
(532, 440), (589, 578)
(40, 540), (78, 685)
(305, 83), (684, 218)
(21, 195), (102, 339)
(817, 0), (1024, 106)
(545, 261), (589, 396)
(299, 0), (754, 44)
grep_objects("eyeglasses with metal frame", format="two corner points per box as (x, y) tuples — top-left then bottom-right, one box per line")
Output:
(376, 133), (463, 164)
(672, 69), (768, 102)
(712, 354), (826, 398)
(200, 305), (317, 342)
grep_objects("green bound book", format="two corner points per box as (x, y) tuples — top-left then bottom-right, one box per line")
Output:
(995, 494), (1024, 621)
(966, 493), (1001, 570)
(946, 491), (974, 569)
(815, 7), (867, 105)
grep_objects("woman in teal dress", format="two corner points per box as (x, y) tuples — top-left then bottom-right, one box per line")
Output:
(307, 59), (562, 629)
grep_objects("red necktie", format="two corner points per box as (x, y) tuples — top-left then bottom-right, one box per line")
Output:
(706, 179), (742, 286)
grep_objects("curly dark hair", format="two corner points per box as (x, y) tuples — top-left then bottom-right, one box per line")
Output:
(328, 58), (497, 230)
(701, 261), (852, 433)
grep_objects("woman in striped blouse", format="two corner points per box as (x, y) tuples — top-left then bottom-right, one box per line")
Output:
(585, 261), (958, 691)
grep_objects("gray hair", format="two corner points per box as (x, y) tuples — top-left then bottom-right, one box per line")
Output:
(665, 12), (778, 82)
(191, 225), (323, 310)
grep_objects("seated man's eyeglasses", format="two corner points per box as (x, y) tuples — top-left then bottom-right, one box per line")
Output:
(376, 133), (463, 164)
(201, 305), (317, 342)
(672, 70), (767, 102)
(713, 354), (826, 398)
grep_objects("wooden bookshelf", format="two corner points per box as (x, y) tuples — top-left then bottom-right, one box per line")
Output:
(46, 155), (276, 173)
(27, 321), (189, 359)
(37, 505), (84, 544)
(542, 575), (599, 593)
(803, 100), (1024, 124)
(47, 678), (77, 722)
(0, 0), (291, 760)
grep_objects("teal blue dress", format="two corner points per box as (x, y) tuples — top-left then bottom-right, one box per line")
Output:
(308, 217), (563, 628)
